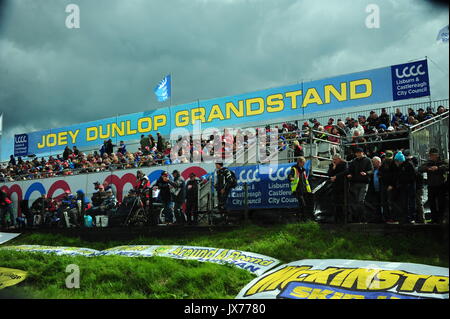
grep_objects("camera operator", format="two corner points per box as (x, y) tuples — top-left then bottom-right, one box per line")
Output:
(135, 170), (151, 206)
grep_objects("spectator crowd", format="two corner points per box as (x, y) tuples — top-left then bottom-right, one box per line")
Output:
(1, 104), (448, 228)
(1, 105), (447, 182)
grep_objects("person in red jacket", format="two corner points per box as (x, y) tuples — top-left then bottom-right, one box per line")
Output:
(0, 190), (15, 228)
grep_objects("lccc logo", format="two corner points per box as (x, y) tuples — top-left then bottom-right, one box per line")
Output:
(15, 135), (27, 143)
(395, 64), (426, 79)
(268, 167), (290, 182)
(238, 169), (261, 183)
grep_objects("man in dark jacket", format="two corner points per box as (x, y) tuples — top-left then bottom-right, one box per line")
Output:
(30, 193), (53, 227)
(419, 148), (449, 224)
(105, 139), (115, 155)
(327, 154), (348, 223)
(404, 150), (425, 223)
(378, 151), (395, 223)
(0, 190), (15, 229)
(185, 173), (200, 225)
(288, 156), (312, 221)
(214, 162), (235, 222)
(346, 148), (373, 223)
(155, 171), (177, 224)
(172, 170), (186, 225)
(157, 133), (165, 153)
(389, 151), (416, 224)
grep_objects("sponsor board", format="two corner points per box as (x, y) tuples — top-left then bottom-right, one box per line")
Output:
(236, 259), (449, 299)
(12, 60), (430, 156)
(97, 245), (280, 276)
(391, 60), (430, 101)
(1, 245), (280, 276)
(228, 163), (305, 210)
(1, 163), (213, 217)
(1, 245), (100, 257)
(13, 134), (28, 157)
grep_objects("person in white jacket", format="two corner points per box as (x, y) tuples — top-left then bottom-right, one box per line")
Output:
(349, 120), (365, 137)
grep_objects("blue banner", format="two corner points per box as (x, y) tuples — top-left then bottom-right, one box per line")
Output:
(14, 134), (29, 157)
(227, 163), (300, 210)
(391, 60), (430, 101)
(13, 60), (430, 156)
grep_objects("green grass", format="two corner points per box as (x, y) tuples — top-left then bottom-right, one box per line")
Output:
(0, 222), (448, 298)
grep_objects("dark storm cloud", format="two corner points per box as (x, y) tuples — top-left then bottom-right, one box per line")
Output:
(0, 0), (448, 158)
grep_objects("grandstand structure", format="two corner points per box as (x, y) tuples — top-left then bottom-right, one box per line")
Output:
(1, 97), (449, 224)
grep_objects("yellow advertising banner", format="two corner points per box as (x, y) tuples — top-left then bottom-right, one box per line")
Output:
(0, 267), (27, 290)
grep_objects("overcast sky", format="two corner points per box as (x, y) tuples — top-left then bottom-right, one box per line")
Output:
(0, 0), (448, 160)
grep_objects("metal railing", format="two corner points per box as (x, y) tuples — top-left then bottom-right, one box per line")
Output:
(410, 111), (449, 165)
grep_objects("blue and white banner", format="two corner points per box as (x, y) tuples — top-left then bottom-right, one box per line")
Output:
(236, 259), (449, 299)
(391, 60), (430, 101)
(14, 134), (29, 157)
(12, 60), (431, 156)
(227, 163), (304, 210)
(154, 74), (171, 102)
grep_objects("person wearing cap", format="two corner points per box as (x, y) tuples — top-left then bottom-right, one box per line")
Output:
(346, 147), (373, 223)
(388, 151), (416, 224)
(367, 111), (380, 128)
(171, 170), (186, 225)
(416, 108), (426, 122)
(436, 105), (447, 115)
(419, 148), (449, 224)
(186, 173), (200, 225)
(378, 108), (390, 128)
(155, 171), (177, 225)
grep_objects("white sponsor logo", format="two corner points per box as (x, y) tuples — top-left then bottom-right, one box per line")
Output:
(395, 64), (426, 79)
(268, 167), (290, 182)
(238, 169), (261, 183)
(15, 135), (27, 143)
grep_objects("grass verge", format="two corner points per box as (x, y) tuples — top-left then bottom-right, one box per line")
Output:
(1, 222), (447, 298)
